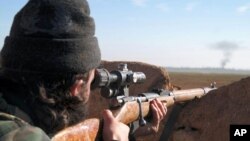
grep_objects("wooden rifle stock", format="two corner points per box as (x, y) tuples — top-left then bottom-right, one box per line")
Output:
(52, 86), (216, 141)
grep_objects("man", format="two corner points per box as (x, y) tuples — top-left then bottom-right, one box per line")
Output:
(0, 0), (167, 140)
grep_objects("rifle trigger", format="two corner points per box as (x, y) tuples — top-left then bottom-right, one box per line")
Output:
(137, 98), (147, 126)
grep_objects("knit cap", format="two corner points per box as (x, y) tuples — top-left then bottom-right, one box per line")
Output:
(1, 0), (101, 74)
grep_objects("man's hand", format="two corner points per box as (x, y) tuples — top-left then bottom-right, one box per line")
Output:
(150, 98), (167, 132)
(102, 109), (130, 141)
(134, 99), (167, 136)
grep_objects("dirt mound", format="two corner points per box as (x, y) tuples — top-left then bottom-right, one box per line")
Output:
(169, 77), (250, 141)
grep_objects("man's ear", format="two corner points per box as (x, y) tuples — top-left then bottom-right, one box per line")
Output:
(70, 79), (84, 96)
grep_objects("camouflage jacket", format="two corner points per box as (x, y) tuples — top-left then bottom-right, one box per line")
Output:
(0, 93), (50, 141)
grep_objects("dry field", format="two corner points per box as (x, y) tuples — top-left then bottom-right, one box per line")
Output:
(168, 72), (249, 89)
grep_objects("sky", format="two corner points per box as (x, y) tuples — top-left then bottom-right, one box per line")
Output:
(0, 0), (250, 69)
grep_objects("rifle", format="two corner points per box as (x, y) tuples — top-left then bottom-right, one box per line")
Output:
(52, 64), (216, 141)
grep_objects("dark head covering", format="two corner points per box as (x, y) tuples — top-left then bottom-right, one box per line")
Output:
(0, 0), (101, 74)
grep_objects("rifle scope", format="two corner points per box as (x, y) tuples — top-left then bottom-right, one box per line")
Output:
(92, 64), (146, 98)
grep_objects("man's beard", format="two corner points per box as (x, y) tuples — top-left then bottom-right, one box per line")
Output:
(32, 86), (90, 136)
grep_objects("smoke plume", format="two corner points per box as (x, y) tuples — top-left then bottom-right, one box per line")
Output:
(211, 41), (240, 69)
